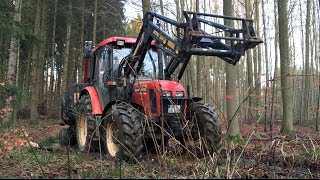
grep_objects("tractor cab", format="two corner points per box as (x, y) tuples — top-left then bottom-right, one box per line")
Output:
(83, 37), (161, 88)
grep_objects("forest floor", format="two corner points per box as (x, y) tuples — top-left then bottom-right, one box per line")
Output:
(0, 118), (319, 179)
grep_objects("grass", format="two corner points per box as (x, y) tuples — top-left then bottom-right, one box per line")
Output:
(0, 118), (319, 179)
(0, 118), (58, 132)
(303, 148), (320, 156)
(0, 146), (222, 179)
(0, 120), (16, 132)
(1, 147), (120, 179)
(0, 138), (319, 179)
(39, 135), (57, 147)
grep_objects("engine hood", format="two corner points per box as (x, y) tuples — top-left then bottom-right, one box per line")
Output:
(133, 80), (187, 97)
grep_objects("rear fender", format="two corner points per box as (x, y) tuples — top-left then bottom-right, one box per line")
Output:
(80, 86), (103, 115)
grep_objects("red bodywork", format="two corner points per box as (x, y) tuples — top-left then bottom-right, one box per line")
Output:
(131, 80), (187, 117)
(82, 36), (183, 116)
(94, 36), (156, 52)
(83, 57), (90, 83)
(84, 86), (103, 114)
(94, 37), (137, 51)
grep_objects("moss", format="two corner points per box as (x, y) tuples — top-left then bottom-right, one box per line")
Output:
(280, 127), (296, 134)
(225, 134), (244, 143)
(39, 135), (57, 147)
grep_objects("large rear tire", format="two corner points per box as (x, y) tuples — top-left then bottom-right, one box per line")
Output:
(101, 104), (144, 162)
(188, 102), (222, 157)
(75, 95), (97, 152)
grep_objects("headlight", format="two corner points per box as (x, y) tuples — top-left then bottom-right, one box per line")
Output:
(176, 91), (184, 97)
(162, 91), (172, 97)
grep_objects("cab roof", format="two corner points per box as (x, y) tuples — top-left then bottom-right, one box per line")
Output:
(93, 36), (155, 52)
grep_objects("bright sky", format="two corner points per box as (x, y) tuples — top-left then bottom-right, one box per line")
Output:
(124, 0), (178, 22)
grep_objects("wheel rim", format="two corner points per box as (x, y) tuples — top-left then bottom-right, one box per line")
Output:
(106, 121), (119, 157)
(77, 111), (87, 147)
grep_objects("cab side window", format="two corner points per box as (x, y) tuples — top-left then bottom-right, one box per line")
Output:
(95, 47), (109, 86)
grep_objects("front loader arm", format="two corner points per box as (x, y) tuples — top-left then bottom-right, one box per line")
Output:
(117, 11), (262, 100)
(117, 12), (184, 100)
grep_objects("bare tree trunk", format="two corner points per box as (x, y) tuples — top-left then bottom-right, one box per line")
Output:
(160, 0), (164, 14)
(93, 0), (97, 45)
(310, 0), (316, 125)
(270, 0), (278, 132)
(254, 0), (262, 121)
(195, 0), (202, 97)
(49, 0), (58, 107)
(68, 47), (76, 86)
(302, 0), (311, 123)
(174, 0), (181, 21)
(262, 0), (269, 132)
(224, 0), (241, 137)
(38, 2), (47, 103)
(245, 0), (254, 123)
(30, 0), (42, 121)
(142, 0), (151, 15)
(316, 0), (320, 131)
(62, 0), (72, 93)
(78, 0), (85, 83)
(183, 0), (195, 96)
(278, 0), (294, 133)
(3, 0), (22, 123)
(298, 0), (305, 122)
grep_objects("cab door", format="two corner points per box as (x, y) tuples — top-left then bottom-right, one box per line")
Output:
(94, 46), (113, 108)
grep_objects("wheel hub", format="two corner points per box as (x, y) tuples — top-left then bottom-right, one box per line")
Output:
(77, 113), (87, 147)
(106, 121), (120, 157)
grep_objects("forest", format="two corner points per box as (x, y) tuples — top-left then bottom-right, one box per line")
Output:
(0, 0), (319, 178)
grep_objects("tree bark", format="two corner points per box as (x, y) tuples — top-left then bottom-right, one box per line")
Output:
(78, 0), (85, 83)
(93, 0), (98, 45)
(298, 0), (305, 122)
(195, 0), (202, 97)
(245, 0), (254, 123)
(270, 0), (279, 131)
(278, 0), (294, 133)
(49, 0), (58, 108)
(38, 1), (47, 103)
(142, 0), (151, 15)
(30, 0), (42, 121)
(224, 0), (241, 137)
(62, 0), (72, 93)
(302, 0), (311, 123)
(316, 0), (320, 131)
(253, 0), (262, 121)
(3, 0), (22, 123)
(262, 0), (270, 132)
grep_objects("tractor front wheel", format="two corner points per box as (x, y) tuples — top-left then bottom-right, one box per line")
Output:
(59, 127), (76, 146)
(188, 102), (222, 157)
(102, 104), (144, 162)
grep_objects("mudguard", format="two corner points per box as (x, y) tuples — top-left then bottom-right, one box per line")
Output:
(82, 86), (103, 115)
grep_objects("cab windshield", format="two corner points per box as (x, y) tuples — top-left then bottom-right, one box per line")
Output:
(113, 47), (160, 79)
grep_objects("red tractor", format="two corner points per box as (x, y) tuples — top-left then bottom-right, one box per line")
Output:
(59, 11), (262, 161)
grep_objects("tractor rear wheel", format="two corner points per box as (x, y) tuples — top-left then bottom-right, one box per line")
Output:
(102, 104), (144, 162)
(75, 95), (97, 152)
(188, 102), (222, 157)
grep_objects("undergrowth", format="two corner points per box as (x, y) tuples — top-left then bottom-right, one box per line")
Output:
(0, 119), (319, 179)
